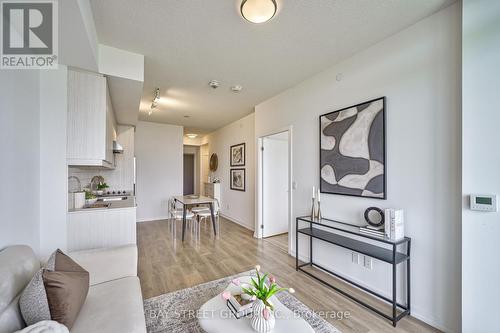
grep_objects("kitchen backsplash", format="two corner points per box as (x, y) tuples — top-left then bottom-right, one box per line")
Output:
(69, 125), (135, 192)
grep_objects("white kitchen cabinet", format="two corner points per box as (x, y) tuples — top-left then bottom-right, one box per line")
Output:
(204, 182), (221, 203)
(105, 86), (117, 164)
(67, 207), (136, 251)
(67, 69), (116, 168)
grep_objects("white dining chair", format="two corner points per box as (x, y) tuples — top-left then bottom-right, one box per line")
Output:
(193, 199), (220, 238)
(168, 197), (195, 233)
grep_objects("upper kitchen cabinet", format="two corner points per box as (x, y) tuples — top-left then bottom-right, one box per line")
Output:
(67, 69), (117, 168)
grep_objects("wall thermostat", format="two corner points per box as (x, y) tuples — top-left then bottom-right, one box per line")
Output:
(470, 194), (498, 212)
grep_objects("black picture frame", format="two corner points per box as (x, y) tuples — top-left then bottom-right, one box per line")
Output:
(230, 168), (246, 192)
(319, 97), (386, 200)
(230, 143), (246, 167)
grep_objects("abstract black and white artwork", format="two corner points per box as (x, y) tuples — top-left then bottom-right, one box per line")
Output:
(230, 143), (245, 167)
(320, 97), (386, 199)
(230, 168), (245, 191)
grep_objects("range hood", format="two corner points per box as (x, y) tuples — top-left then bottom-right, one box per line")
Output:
(113, 141), (124, 154)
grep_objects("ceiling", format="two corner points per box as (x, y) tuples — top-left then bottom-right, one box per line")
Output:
(90, 0), (454, 134)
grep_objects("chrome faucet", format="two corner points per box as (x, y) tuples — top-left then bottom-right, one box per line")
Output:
(90, 175), (104, 191)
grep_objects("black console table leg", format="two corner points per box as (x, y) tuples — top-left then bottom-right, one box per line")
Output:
(392, 244), (397, 327)
(295, 219), (299, 271)
(309, 223), (313, 266)
(407, 240), (411, 315)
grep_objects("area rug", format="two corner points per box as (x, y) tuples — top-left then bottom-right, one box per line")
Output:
(143, 270), (341, 333)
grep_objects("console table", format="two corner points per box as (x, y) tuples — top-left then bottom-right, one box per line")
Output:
(295, 216), (411, 327)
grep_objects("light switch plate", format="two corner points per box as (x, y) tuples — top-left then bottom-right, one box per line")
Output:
(352, 252), (359, 265)
(364, 256), (372, 269)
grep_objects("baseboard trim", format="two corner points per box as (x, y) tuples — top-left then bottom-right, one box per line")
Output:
(220, 214), (254, 231)
(137, 216), (169, 223)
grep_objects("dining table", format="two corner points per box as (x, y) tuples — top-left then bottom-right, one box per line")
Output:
(173, 195), (217, 241)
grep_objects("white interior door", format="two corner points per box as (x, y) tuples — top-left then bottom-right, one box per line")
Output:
(262, 132), (289, 237)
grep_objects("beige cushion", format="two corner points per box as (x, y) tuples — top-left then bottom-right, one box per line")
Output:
(0, 246), (39, 333)
(68, 245), (138, 286)
(71, 277), (146, 333)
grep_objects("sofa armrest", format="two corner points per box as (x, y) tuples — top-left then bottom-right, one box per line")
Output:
(69, 244), (137, 286)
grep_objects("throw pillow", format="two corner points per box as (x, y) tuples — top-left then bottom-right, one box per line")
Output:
(19, 249), (89, 329)
(14, 320), (69, 333)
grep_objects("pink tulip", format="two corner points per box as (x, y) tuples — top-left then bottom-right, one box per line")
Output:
(221, 291), (231, 301)
(231, 278), (240, 286)
(262, 308), (270, 320)
(269, 275), (276, 284)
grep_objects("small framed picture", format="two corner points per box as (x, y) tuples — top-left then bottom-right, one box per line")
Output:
(230, 143), (245, 167)
(230, 168), (246, 192)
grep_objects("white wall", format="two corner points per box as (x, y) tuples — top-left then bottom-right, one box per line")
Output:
(98, 44), (144, 82)
(255, 4), (461, 331)
(262, 133), (289, 237)
(135, 121), (183, 222)
(202, 113), (255, 230)
(462, 1), (500, 332)
(0, 71), (41, 253)
(39, 67), (68, 257)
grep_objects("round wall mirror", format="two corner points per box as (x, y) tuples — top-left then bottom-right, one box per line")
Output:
(209, 153), (218, 172)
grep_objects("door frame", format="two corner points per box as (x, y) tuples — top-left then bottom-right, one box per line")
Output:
(255, 126), (293, 255)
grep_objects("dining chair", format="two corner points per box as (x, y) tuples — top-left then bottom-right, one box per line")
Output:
(193, 199), (221, 238)
(168, 197), (195, 232)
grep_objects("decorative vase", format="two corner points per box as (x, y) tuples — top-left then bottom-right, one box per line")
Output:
(251, 300), (275, 333)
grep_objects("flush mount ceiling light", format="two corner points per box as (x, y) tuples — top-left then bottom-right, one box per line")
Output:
(186, 134), (198, 139)
(240, 0), (277, 24)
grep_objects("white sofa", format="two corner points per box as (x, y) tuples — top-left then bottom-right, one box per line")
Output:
(0, 244), (147, 333)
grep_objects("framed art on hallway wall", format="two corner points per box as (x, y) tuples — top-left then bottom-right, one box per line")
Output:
(230, 168), (246, 191)
(230, 143), (245, 166)
(319, 97), (386, 199)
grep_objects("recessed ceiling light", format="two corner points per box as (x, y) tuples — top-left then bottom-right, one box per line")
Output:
(186, 134), (198, 139)
(231, 85), (243, 93)
(240, 0), (277, 24)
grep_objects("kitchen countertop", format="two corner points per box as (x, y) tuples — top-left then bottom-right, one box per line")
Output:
(68, 196), (136, 213)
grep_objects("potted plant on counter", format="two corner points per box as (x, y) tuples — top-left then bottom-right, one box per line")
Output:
(96, 182), (109, 195)
(85, 190), (97, 204)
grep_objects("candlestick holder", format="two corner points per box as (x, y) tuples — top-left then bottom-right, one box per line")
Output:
(315, 201), (322, 222)
(310, 197), (316, 219)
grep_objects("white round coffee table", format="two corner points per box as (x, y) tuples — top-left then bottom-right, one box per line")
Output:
(198, 276), (314, 333)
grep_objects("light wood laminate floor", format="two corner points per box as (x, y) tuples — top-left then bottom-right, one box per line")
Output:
(264, 232), (289, 253)
(137, 218), (439, 333)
